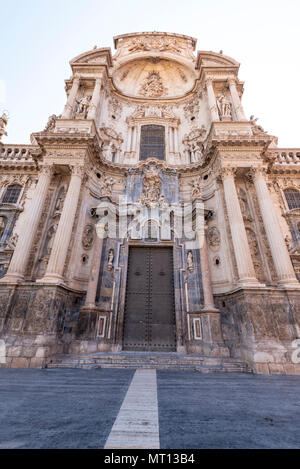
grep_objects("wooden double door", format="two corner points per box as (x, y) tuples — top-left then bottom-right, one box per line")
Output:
(123, 247), (176, 351)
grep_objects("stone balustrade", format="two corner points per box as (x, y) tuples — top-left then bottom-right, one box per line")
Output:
(274, 150), (300, 165)
(0, 145), (36, 163)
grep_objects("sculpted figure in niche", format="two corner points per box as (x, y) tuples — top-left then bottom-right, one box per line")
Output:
(47, 223), (58, 255)
(0, 217), (6, 239)
(76, 95), (91, 118)
(107, 249), (114, 271)
(187, 251), (194, 273)
(216, 94), (232, 119)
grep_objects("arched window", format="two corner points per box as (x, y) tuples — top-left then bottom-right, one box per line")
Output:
(140, 125), (165, 160)
(284, 189), (300, 210)
(2, 184), (22, 204)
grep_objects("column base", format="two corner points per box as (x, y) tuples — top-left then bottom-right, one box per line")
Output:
(200, 306), (220, 314)
(0, 273), (24, 283)
(36, 274), (64, 285)
(277, 278), (300, 288)
(237, 278), (263, 288)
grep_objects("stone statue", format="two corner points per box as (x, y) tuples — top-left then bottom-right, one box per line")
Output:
(55, 190), (66, 212)
(0, 217), (6, 239)
(187, 251), (194, 273)
(76, 95), (91, 118)
(44, 114), (58, 132)
(217, 94), (232, 119)
(0, 112), (8, 142)
(250, 115), (266, 135)
(5, 232), (18, 250)
(47, 223), (58, 255)
(107, 249), (114, 271)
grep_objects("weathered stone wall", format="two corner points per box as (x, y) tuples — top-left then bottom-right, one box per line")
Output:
(215, 289), (300, 374)
(0, 284), (84, 368)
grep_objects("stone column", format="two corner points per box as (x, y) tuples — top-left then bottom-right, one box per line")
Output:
(0, 165), (53, 283)
(251, 168), (299, 286)
(131, 126), (137, 153)
(39, 165), (84, 284)
(222, 167), (258, 285)
(126, 127), (132, 152)
(169, 127), (173, 153)
(87, 77), (102, 120)
(197, 225), (219, 312)
(228, 78), (247, 121)
(205, 78), (220, 121)
(62, 77), (80, 119)
(174, 127), (179, 153)
(83, 224), (105, 308)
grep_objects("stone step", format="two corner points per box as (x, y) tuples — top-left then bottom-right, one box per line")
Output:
(46, 352), (251, 373)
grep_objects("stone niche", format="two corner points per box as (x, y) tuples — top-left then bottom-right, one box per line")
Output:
(113, 58), (197, 99)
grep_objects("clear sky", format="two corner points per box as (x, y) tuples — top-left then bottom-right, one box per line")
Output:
(1, 0), (300, 147)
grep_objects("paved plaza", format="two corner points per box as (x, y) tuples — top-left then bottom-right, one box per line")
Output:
(0, 368), (299, 449)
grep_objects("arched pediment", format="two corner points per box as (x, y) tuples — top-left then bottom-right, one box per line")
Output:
(70, 48), (113, 67)
(196, 51), (240, 70)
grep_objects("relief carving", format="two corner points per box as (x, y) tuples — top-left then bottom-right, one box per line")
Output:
(207, 226), (221, 248)
(137, 166), (162, 208)
(82, 224), (95, 250)
(139, 71), (167, 98)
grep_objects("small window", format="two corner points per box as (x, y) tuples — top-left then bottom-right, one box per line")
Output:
(284, 189), (300, 210)
(2, 184), (22, 204)
(140, 125), (165, 160)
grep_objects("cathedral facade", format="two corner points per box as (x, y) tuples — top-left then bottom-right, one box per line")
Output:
(0, 32), (300, 374)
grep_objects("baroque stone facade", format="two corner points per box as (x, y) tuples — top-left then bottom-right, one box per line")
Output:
(0, 32), (300, 374)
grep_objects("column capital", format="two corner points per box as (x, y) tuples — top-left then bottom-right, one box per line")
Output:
(247, 166), (267, 182)
(220, 166), (237, 180)
(205, 77), (214, 87)
(70, 164), (85, 178)
(39, 163), (54, 177)
(228, 77), (237, 86)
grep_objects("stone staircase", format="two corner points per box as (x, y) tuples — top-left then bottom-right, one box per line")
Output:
(46, 351), (252, 373)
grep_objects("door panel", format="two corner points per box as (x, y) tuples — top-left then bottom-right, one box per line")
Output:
(123, 247), (176, 351)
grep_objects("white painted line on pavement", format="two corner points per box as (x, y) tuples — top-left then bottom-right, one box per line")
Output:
(104, 369), (160, 449)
